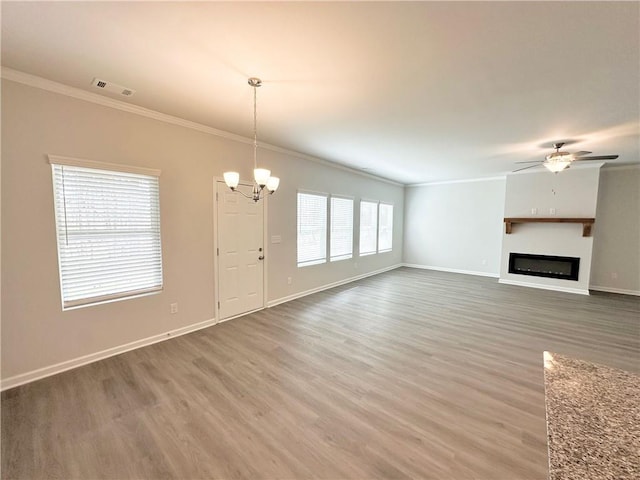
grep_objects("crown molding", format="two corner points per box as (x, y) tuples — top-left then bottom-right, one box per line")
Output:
(1, 67), (251, 145)
(601, 163), (640, 172)
(407, 175), (506, 187)
(1, 67), (402, 187)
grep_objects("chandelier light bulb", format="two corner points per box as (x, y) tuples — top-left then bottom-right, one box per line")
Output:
(266, 176), (280, 192)
(254, 168), (271, 187)
(223, 171), (240, 189)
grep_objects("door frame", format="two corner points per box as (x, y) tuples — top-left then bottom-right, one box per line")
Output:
(213, 177), (269, 323)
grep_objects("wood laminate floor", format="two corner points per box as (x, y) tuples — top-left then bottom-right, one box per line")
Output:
(2, 268), (639, 479)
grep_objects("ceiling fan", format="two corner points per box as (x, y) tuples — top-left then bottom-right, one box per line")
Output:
(514, 142), (619, 173)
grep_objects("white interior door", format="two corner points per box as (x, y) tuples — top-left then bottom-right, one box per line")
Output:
(216, 181), (265, 320)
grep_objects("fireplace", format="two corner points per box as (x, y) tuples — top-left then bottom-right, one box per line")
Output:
(508, 253), (580, 281)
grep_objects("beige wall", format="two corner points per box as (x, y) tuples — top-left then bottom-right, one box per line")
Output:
(591, 166), (640, 294)
(403, 179), (506, 276)
(1, 79), (403, 382)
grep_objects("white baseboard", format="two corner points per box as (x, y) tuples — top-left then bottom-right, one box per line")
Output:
(2, 265), (403, 390)
(267, 264), (403, 308)
(498, 278), (590, 296)
(402, 263), (500, 278)
(589, 285), (640, 297)
(1, 317), (218, 391)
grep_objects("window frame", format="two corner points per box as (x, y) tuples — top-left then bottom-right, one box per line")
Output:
(296, 190), (329, 268)
(49, 155), (163, 309)
(378, 202), (394, 253)
(358, 199), (379, 257)
(329, 195), (354, 262)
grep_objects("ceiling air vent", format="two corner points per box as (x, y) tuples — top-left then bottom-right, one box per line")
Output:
(91, 78), (136, 97)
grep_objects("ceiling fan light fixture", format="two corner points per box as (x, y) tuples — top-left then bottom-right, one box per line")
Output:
(544, 158), (572, 173)
(543, 150), (573, 173)
(545, 151), (573, 162)
(513, 141), (618, 174)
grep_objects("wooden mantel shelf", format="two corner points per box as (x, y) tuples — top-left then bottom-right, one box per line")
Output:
(504, 217), (595, 237)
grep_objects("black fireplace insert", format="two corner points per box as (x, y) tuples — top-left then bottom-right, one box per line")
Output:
(508, 253), (580, 281)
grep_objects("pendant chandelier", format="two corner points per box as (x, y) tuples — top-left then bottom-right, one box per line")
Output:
(223, 77), (279, 202)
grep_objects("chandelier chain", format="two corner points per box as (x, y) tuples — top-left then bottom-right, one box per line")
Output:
(253, 84), (258, 170)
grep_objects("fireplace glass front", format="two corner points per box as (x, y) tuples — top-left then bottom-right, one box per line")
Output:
(508, 253), (580, 281)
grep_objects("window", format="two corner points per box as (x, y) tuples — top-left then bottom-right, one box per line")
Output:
(359, 200), (378, 256)
(50, 156), (162, 309)
(297, 192), (327, 267)
(378, 203), (394, 252)
(330, 196), (353, 261)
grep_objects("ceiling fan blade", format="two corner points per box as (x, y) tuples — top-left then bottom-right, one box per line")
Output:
(573, 151), (592, 157)
(513, 164), (541, 173)
(576, 155), (619, 161)
(514, 160), (543, 164)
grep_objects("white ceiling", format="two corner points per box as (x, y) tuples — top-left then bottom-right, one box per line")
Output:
(2, 1), (638, 184)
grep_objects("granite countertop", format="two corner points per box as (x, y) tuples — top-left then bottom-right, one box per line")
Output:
(543, 351), (640, 480)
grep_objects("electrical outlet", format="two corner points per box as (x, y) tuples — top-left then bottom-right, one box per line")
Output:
(287, 276), (292, 285)
(170, 303), (178, 314)
(550, 207), (556, 215)
(611, 272), (618, 280)
(354, 262), (358, 269)
(531, 208), (537, 215)
(482, 259), (487, 265)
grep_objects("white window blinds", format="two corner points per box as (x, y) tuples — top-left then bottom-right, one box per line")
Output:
(359, 200), (378, 256)
(50, 158), (162, 308)
(378, 203), (394, 252)
(330, 196), (353, 261)
(297, 192), (327, 267)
